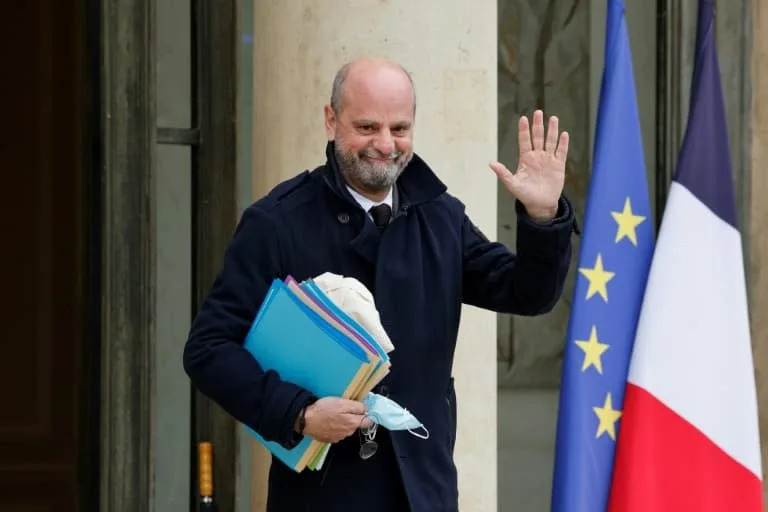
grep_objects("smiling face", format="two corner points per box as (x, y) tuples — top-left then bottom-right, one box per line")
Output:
(324, 59), (416, 200)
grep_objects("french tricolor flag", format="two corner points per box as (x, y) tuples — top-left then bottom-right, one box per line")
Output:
(608, 1), (764, 510)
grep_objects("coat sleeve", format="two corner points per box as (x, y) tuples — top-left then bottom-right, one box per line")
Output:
(183, 204), (315, 449)
(461, 196), (575, 315)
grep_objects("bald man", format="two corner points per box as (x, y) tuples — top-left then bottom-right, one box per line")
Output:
(184, 58), (576, 511)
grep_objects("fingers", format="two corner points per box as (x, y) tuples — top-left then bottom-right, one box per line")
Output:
(340, 399), (366, 415)
(329, 413), (369, 441)
(555, 131), (570, 161)
(531, 109), (545, 151)
(518, 116), (532, 154)
(545, 115), (559, 152)
(304, 412), (369, 443)
(489, 161), (512, 182)
(520, 110), (565, 156)
(489, 161), (519, 198)
(316, 396), (365, 415)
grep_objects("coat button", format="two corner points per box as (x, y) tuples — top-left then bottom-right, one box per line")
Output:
(337, 213), (350, 224)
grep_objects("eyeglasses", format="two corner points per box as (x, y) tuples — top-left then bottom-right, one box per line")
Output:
(358, 421), (378, 460)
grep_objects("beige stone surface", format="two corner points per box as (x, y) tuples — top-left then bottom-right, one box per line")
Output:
(249, 1), (498, 510)
(751, 0), (768, 505)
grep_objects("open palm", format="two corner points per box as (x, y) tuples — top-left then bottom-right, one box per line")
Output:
(490, 110), (569, 222)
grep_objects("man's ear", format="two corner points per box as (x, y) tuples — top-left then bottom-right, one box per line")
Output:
(324, 104), (336, 141)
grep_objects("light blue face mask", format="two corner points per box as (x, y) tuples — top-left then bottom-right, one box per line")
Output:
(363, 392), (429, 439)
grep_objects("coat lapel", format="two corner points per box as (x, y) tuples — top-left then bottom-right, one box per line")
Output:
(317, 140), (447, 267)
(349, 220), (379, 266)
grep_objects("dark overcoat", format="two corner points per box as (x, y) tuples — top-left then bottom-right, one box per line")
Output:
(183, 142), (576, 511)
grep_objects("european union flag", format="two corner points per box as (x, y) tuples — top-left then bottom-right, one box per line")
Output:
(550, 1), (655, 510)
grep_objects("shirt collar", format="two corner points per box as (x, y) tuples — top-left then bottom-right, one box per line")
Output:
(345, 184), (393, 213)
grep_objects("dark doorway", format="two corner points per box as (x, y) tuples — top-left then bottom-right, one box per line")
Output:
(0, 0), (98, 510)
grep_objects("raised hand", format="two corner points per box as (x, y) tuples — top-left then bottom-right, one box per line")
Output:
(301, 397), (373, 443)
(489, 110), (569, 222)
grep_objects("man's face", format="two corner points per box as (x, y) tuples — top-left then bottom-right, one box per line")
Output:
(324, 65), (415, 194)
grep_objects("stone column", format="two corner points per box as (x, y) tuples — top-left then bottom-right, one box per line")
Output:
(749, 0), (768, 504)
(249, 1), (498, 510)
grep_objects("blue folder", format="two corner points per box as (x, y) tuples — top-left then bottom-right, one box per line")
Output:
(300, 279), (389, 363)
(242, 278), (371, 471)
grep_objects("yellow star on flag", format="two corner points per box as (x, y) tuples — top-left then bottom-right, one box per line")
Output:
(593, 393), (622, 440)
(611, 197), (646, 246)
(578, 253), (615, 302)
(574, 326), (610, 374)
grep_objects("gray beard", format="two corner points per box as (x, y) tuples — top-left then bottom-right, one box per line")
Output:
(334, 145), (412, 193)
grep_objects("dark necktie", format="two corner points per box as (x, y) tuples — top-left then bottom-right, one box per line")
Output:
(369, 204), (392, 231)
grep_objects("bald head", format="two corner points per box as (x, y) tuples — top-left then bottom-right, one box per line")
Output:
(330, 58), (416, 114)
(323, 58), (416, 201)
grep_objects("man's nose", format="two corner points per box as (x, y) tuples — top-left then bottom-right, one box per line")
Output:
(373, 129), (395, 156)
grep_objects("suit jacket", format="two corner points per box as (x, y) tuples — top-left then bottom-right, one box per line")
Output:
(183, 142), (576, 511)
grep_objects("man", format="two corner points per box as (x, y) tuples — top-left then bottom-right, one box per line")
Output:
(183, 58), (575, 511)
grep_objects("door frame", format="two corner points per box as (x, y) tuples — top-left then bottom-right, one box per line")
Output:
(99, 0), (155, 510)
(81, 0), (103, 509)
(99, 0), (240, 510)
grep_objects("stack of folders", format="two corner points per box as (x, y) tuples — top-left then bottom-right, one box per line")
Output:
(242, 275), (391, 472)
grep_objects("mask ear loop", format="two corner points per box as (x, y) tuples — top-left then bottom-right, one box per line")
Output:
(407, 426), (429, 439)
